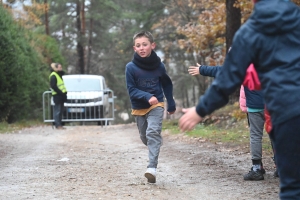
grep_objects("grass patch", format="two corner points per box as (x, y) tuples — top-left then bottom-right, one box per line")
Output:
(0, 119), (45, 134)
(163, 105), (273, 156)
(163, 119), (249, 145)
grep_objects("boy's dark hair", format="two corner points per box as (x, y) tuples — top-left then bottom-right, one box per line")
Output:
(133, 31), (154, 45)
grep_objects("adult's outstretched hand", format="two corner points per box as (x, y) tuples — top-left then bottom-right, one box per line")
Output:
(179, 107), (202, 132)
(188, 64), (201, 76)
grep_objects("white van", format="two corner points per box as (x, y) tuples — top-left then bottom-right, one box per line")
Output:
(62, 74), (111, 125)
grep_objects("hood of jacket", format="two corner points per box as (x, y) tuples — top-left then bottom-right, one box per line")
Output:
(249, 0), (300, 35)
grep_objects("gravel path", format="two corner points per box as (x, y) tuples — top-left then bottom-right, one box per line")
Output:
(0, 124), (280, 200)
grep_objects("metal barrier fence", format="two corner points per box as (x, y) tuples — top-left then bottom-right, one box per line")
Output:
(43, 89), (116, 126)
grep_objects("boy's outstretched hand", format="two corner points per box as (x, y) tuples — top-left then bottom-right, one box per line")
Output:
(179, 107), (202, 132)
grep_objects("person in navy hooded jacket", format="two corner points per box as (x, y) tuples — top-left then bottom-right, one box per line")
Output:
(180, 0), (300, 199)
(125, 31), (176, 184)
(189, 64), (268, 181)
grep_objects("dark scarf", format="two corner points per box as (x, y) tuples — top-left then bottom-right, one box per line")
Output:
(57, 71), (65, 77)
(132, 50), (161, 70)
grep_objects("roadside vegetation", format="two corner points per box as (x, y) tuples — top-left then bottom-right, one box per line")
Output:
(0, 120), (45, 134)
(2, 2), (300, 125)
(0, 5), (65, 123)
(1, 1), (298, 149)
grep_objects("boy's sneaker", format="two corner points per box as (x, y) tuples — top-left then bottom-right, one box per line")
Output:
(243, 169), (264, 181)
(145, 168), (156, 183)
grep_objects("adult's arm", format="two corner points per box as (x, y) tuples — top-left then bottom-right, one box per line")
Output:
(199, 65), (222, 78)
(196, 35), (253, 117)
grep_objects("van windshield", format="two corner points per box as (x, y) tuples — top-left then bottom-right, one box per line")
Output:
(63, 78), (102, 91)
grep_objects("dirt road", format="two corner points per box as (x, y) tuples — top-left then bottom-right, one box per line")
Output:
(0, 124), (279, 200)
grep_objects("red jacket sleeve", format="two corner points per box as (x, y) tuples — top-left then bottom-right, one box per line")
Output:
(242, 64), (261, 90)
(264, 108), (272, 134)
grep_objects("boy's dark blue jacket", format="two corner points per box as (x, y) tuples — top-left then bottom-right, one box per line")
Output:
(125, 51), (176, 113)
(200, 65), (264, 109)
(196, 0), (300, 125)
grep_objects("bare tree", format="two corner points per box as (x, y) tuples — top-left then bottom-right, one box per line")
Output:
(86, 17), (93, 74)
(44, 0), (49, 35)
(226, 0), (241, 52)
(76, 0), (85, 74)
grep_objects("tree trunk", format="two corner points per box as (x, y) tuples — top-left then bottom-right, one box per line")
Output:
(185, 84), (189, 108)
(192, 84), (196, 105)
(226, 0), (241, 102)
(86, 17), (93, 74)
(81, 0), (86, 72)
(226, 0), (241, 52)
(62, 23), (65, 38)
(44, 0), (49, 35)
(76, 0), (85, 74)
(81, 0), (85, 33)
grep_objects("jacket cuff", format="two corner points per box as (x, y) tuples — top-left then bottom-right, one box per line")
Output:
(195, 101), (207, 118)
(167, 105), (176, 113)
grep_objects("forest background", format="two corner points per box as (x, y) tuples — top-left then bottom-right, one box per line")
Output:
(1, 0), (300, 124)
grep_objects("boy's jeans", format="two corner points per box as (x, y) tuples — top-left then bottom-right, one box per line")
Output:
(135, 107), (164, 168)
(54, 103), (64, 127)
(271, 115), (300, 199)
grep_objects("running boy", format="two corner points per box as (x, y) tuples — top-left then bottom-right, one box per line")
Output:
(125, 31), (176, 183)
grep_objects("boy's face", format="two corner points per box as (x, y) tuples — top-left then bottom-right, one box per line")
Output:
(133, 36), (156, 58)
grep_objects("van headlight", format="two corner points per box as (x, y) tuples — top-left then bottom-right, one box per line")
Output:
(92, 97), (102, 102)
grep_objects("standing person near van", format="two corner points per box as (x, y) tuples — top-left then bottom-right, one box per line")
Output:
(125, 31), (176, 183)
(180, 0), (300, 198)
(189, 64), (267, 181)
(49, 63), (67, 130)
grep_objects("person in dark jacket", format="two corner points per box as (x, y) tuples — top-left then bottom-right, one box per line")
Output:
(49, 63), (67, 130)
(125, 31), (176, 183)
(189, 64), (267, 180)
(180, 0), (300, 198)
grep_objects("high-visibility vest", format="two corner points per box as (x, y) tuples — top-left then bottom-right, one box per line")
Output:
(49, 72), (67, 95)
